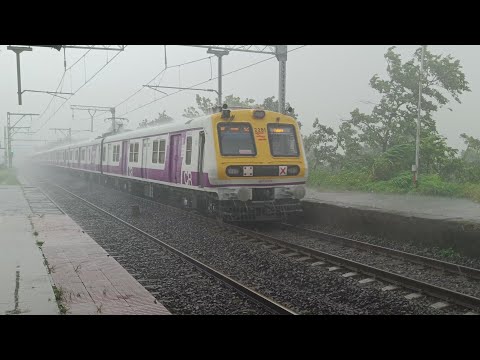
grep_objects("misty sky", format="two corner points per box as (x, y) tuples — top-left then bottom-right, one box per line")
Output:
(1, 45), (478, 157)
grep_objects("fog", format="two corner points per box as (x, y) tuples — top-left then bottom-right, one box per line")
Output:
(1, 45), (478, 160)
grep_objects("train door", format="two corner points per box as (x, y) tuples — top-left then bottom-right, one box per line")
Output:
(197, 131), (205, 188)
(169, 134), (182, 183)
(107, 144), (111, 173)
(141, 138), (149, 179)
(121, 140), (128, 175)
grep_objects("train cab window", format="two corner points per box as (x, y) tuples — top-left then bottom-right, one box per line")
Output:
(185, 136), (192, 165)
(267, 124), (299, 157)
(75, 150), (78, 161)
(217, 122), (256, 156)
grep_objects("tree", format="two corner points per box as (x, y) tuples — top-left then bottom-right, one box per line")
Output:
(138, 110), (174, 128)
(303, 118), (338, 170)
(183, 94), (299, 121)
(460, 133), (480, 164)
(420, 133), (458, 173)
(340, 46), (470, 154)
(223, 94), (256, 108)
(182, 95), (215, 118)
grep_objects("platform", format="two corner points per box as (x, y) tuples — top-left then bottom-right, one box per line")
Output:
(1, 184), (171, 315)
(0, 186), (58, 315)
(302, 188), (480, 257)
(305, 188), (480, 224)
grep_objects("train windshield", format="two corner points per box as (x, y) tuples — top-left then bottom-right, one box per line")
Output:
(218, 123), (256, 156)
(267, 124), (299, 157)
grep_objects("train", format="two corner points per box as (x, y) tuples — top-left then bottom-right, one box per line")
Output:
(31, 106), (308, 222)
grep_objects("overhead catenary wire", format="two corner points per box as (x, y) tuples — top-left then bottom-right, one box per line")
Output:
(77, 54), (215, 123)
(35, 49), (93, 125)
(34, 48), (126, 133)
(117, 45), (308, 118)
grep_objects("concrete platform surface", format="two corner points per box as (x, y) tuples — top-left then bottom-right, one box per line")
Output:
(0, 186), (58, 315)
(1, 184), (171, 315)
(305, 188), (480, 224)
(33, 214), (171, 315)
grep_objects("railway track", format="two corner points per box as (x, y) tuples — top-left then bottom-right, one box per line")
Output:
(34, 180), (297, 315)
(280, 223), (480, 280)
(29, 170), (480, 314)
(108, 186), (480, 314)
(231, 223), (480, 313)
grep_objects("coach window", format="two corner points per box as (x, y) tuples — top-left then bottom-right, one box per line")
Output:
(102, 146), (106, 161)
(159, 139), (166, 164)
(152, 140), (159, 163)
(113, 145), (120, 162)
(134, 143), (139, 162)
(129, 142), (139, 162)
(186, 136), (192, 165)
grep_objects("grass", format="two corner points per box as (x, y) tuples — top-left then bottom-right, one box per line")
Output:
(308, 169), (480, 203)
(437, 247), (461, 259)
(0, 168), (19, 185)
(53, 286), (69, 315)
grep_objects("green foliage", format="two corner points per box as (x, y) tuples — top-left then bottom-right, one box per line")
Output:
(415, 174), (463, 197)
(303, 118), (339, 170)
(182, 94), (298, 119)
(338, 46), (470, 155)
(305, 47), (477, 203)
(308, 168), (480, 203)
(371, 144), (414, 180)
(138, 110), (174, 128)
(460, 133), (480, 165)
(462, 183), (480, 202)
(437, 247), (460, 259)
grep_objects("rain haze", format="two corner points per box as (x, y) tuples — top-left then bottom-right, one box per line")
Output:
(1, 45), (478, 159)
(2, 45), (480, 316)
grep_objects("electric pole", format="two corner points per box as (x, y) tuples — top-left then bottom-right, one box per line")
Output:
(184, 45), (289, 113)
(206, 48), (229, 107)
(70, 105), (118, 133)
(413, 45), (426, 186)
(7, 46), (32, 105)
(6, 112), (39, 167)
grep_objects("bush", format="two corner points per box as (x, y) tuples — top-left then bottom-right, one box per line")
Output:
(415, 174), (463, 197)
(462, 183), (480, 202)
(307, 168), (480, 203)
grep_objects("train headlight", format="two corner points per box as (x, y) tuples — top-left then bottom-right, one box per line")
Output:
(292, 186), (306, 199)
(253, 110), (266, 119)
(237, 188), (250, 202)
(226, 166), (242, 176)
(287, 166), (300, 176)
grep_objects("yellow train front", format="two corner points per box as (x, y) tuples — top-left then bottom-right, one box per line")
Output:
(206, 107), (307, 222)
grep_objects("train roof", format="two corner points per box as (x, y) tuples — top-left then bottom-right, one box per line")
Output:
(33, 115), (211, 155)
(32, 109), (295, 156)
